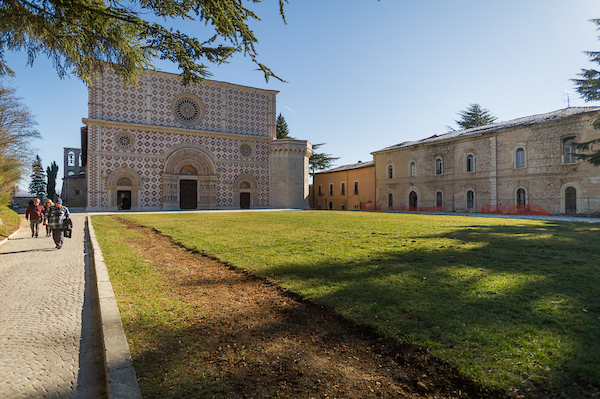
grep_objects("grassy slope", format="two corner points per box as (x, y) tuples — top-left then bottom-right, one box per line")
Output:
(105, 211), (600, 395)
(0, 206), (21, 238)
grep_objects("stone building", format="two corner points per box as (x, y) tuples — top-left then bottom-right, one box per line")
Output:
(61, 147), (87, 207)
(372, 107), (600, 215)
(82, 68), (311, 211)
(310, 161), (376, 210)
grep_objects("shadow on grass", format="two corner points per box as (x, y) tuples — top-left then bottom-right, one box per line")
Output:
(260, 222), (600, 396)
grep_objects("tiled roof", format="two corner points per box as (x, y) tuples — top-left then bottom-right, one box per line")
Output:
(316, 160), (374, 174)
(373, 107), (600, 153)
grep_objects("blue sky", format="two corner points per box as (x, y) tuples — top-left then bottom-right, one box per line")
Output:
(5, 0), (600, 191)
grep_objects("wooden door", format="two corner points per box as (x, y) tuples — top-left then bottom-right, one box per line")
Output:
(180, 180), (197, 209)
(240, 192), (250, 209)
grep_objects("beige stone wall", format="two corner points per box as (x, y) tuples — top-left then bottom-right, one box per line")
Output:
(270, 140), (312, 209)
(374, 112), (600, 214)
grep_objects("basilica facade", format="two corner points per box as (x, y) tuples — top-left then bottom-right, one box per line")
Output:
(83, 68), (311, 211)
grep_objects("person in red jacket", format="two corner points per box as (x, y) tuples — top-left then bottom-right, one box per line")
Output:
(25, 198), (45, 238)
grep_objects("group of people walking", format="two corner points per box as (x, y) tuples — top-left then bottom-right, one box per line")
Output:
(25, 198), (72, 249)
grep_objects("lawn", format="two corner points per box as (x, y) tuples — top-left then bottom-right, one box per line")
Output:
(95, 211), (600, 396)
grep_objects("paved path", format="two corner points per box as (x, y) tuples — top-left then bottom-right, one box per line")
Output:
(0, 214), (102, 398)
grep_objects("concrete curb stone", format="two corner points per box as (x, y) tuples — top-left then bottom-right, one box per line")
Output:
(87, 216), (142, 399)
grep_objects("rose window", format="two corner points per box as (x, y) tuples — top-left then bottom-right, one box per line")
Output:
(172, 95), (205, 126)
(240, 144), (252, 157)
(114, 131), (135, 150)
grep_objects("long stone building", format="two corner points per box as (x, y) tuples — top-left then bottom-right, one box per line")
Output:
(372, 107), (600, 215)
(82, 68), (311, 211)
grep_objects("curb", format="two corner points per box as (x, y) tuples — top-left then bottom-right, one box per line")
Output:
(0, 216), (27, 246)
(87, 216), (142, 398)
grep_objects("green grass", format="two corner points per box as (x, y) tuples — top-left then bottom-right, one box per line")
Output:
(91, 216), (236, 398)
(0, 206), (21, 238)
(97, 211), (600, 396)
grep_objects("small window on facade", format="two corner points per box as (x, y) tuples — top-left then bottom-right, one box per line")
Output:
(329, 183), (333, 196)
(435, 158), (443, 175)
(341, 204), (346, 210)
(466, 154), (474, 172)
(68, 151), (75, 167)
(436, 191), (443, 207)
(318, 185), (322, 196)
(388, 193), (393, 208)
(517, 188), (526, 205)
(354, 181), (359, 195)
(564, 139), (576, 164)
(341, 182), (346, 195)
(410, 162), (416, 177)
(75, 190), (80, 195)
(467, 190), (474, 209)
(388, 165), (393, 179)
(516, 148), (525, 168)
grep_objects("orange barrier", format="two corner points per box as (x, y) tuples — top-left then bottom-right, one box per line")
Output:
(481, 204), (553, 216)
(390, 205), (443, 212)
(360, 205), (381, 211)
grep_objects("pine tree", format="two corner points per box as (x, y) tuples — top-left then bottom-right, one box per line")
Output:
(276, 113), (292, 139)
(0, 0), (288, 86)
(29, 155), (46, 198)
(450, 104), (497, 131)
(571, 19), (600, 166)
(309, 143), (340, 176)
(46, 161), (59, 201)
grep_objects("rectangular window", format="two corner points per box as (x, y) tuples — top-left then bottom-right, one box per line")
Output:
(341, 182), (346, 195)
(564, 139), (576, 164)
(75, 190), (80, 195)
(329, 183), (333, 196)
(354, 181), (359, 195)
(318, 185), (322, 196)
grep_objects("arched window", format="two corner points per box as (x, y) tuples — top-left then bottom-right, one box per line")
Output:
(388, 193), (393, 208)
(516, 188), (526, 205)
(435, 158), (443, 175)
(466, 154), (474, 172)
(467, 190), (474, 209)
(436, 191), (443, 207)
(68, 151), (75, 167)
(516, 148), (525, 168)
(388, 165), (393, 179)
(410, 162), (416, 177)
(564, 139), (576, 164)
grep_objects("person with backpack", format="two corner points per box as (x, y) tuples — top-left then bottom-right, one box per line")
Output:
(45, 198), (72, 249)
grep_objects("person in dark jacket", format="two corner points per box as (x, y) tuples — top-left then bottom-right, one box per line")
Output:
(25, 199), (45, 238)
(45, 198), (71, 249)
(43, 199), (54, 236)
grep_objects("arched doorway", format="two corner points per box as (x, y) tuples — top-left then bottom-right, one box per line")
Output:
(516, 188), (526, 205)
(163, 146), (217, 210)
(565, 186), (577, 214)
(106, 169), (143, 211)
(388, 193), (393, 209)
(409, 191), (418, 209)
